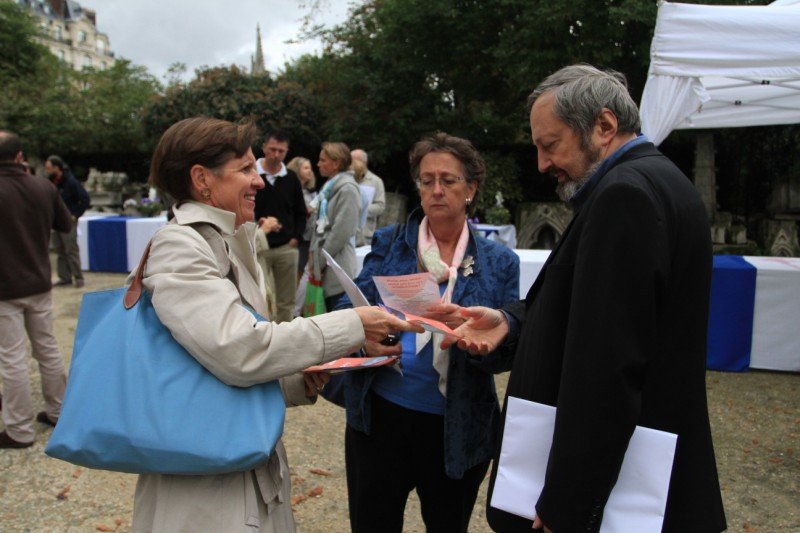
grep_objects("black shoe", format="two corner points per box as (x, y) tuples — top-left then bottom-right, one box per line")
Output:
(36, 411), (57, 427)
(53, 279), (72, 287)
(0, 431), (33, 449)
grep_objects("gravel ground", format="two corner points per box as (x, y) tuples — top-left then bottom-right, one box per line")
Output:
(0, 265), (798, 532)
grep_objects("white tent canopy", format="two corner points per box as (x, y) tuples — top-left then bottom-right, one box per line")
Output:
(640, 0), (800, 145)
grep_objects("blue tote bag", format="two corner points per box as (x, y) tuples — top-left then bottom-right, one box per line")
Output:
(46, 241), (286, 475)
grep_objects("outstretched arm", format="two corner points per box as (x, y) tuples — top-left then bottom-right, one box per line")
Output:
(436, 304), (510, 355)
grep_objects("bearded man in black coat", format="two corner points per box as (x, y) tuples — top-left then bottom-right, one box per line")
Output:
(441, 65), (726, 532)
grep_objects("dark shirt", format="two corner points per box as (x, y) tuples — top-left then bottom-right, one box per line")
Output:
(53, 169), (90, 218)
(253, 168), (307, 247)
(0, 162), (72, 299)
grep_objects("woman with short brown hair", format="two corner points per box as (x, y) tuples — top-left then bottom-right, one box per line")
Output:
(134, 117), (419, 532)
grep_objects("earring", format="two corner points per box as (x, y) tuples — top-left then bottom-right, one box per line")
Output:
(466, 197), (472, 205)
(201, 188), (211, 200)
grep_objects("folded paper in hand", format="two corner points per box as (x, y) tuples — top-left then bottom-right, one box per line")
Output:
(491, 396), (677, 532)
(304, 355), (400, 374)
(321, 249), (459, 338)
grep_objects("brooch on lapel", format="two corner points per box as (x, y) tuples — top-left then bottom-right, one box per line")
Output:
(459, 255), (474, 277)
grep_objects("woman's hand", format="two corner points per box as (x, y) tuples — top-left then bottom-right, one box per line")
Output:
(303, 371), (331, 398)
(424, 303), (469, 329)
(363, 338), (403, 357)
(439, 305), (509, 355)
(353, 306), (423, 343)
(258, 216), (281, 234)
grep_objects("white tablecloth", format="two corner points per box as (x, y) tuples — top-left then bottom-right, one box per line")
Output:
(78, 215), (167, 272)
(473, 224), (517, 249)
(124, 217), (168, 271)
(743, 256), (800, 372)
(78, 214), (113, 271)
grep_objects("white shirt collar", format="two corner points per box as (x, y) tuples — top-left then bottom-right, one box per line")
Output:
(256, 159), (287, 186)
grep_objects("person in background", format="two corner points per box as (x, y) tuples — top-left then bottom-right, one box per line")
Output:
(351, 148), (386, 246)
(133, 117), (419, 531)
(310, 142), (362, 311)
(286, 156), (317, 277)
(45, 155), (89, 289)
(335, 133), (520, 533)
(444, 64), (726, 532)
(254, 131), (306, 322)
(0, 131), (72, 448)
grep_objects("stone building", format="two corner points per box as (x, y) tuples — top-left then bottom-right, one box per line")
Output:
(17, 0), (115, 71)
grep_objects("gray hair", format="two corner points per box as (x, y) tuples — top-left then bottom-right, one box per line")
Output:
(351, 149), (368, 165)
(527, 64), (641, 148)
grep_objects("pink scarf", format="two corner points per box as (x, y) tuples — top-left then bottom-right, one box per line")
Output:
(417, 216), (470, 304)
(416, 216), (470, 396)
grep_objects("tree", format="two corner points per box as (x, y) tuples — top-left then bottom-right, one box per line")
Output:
(142, 65), (326, 155)
(282, 0), (782, 220)
(1, 1), (160, 166)
(0, 0), (48, 80)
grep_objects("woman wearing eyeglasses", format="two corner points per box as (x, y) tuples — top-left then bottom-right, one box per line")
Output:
(334, 133), (520, 532)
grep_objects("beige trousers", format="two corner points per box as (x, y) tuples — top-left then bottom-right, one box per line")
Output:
(0, 292), (66, 442)
(52, 224), (83, 282)
(258, 244), (298, 323)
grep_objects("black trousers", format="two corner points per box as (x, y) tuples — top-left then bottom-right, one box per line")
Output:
(345, 393), (489, 533)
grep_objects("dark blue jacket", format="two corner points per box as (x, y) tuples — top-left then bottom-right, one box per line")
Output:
(54, 170), (89, 218)
(335, 209), (519, 479)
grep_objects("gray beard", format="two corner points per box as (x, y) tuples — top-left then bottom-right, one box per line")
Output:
(556, 179), (586, 202)
(555, 148), (602, 203)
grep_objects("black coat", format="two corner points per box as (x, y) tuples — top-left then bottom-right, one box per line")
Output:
(487, 142), (726, 532)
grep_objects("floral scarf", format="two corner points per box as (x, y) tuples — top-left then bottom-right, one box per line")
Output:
(416, 215), (470, 396)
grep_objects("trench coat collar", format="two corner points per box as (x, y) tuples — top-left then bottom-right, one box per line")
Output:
(173, 201), (265, 315)
(173, 200), (237, 235)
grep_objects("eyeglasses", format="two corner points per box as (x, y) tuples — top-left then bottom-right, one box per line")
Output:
(416, 174), (466, 190)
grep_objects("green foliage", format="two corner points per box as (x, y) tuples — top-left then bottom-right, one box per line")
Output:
(142, 65), (326, 150)
(0, 0), (48, 80)
(282, 0), (660, 156)
(0, 1), (160, 161)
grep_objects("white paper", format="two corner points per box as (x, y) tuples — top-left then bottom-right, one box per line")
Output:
(321, 249), (369, 307)
(491, 397), (677, 532)
(373, 273), (441, 316)
(358, 185), (376, 228)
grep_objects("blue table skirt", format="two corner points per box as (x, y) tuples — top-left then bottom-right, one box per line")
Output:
(706, 256), (757, 372)
(88, 216), (129, 272)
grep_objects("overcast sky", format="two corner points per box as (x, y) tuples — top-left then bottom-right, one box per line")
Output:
(77, 0), (353, 81)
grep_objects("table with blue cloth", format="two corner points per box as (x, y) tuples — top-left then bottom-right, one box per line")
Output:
(708, 255), (800, 372)
(78, 215), (167, 273)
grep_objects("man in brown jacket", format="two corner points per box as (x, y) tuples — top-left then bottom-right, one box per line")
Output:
(0, 131), (72, 448)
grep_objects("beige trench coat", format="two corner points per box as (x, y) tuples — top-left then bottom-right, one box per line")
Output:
(131, 201), (364, 532)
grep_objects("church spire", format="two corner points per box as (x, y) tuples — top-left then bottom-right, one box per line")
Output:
(251, 24), (266, 75)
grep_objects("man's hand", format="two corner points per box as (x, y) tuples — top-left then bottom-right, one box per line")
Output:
(353, 306), (424, 343)
(288, 238), (299, 248)
(532, 515), (552, 532)
(438, 305), (509, 355)
(424, 303), (469, 329)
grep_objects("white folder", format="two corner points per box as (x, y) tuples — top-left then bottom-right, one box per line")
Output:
(491, 396), (677, 532)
